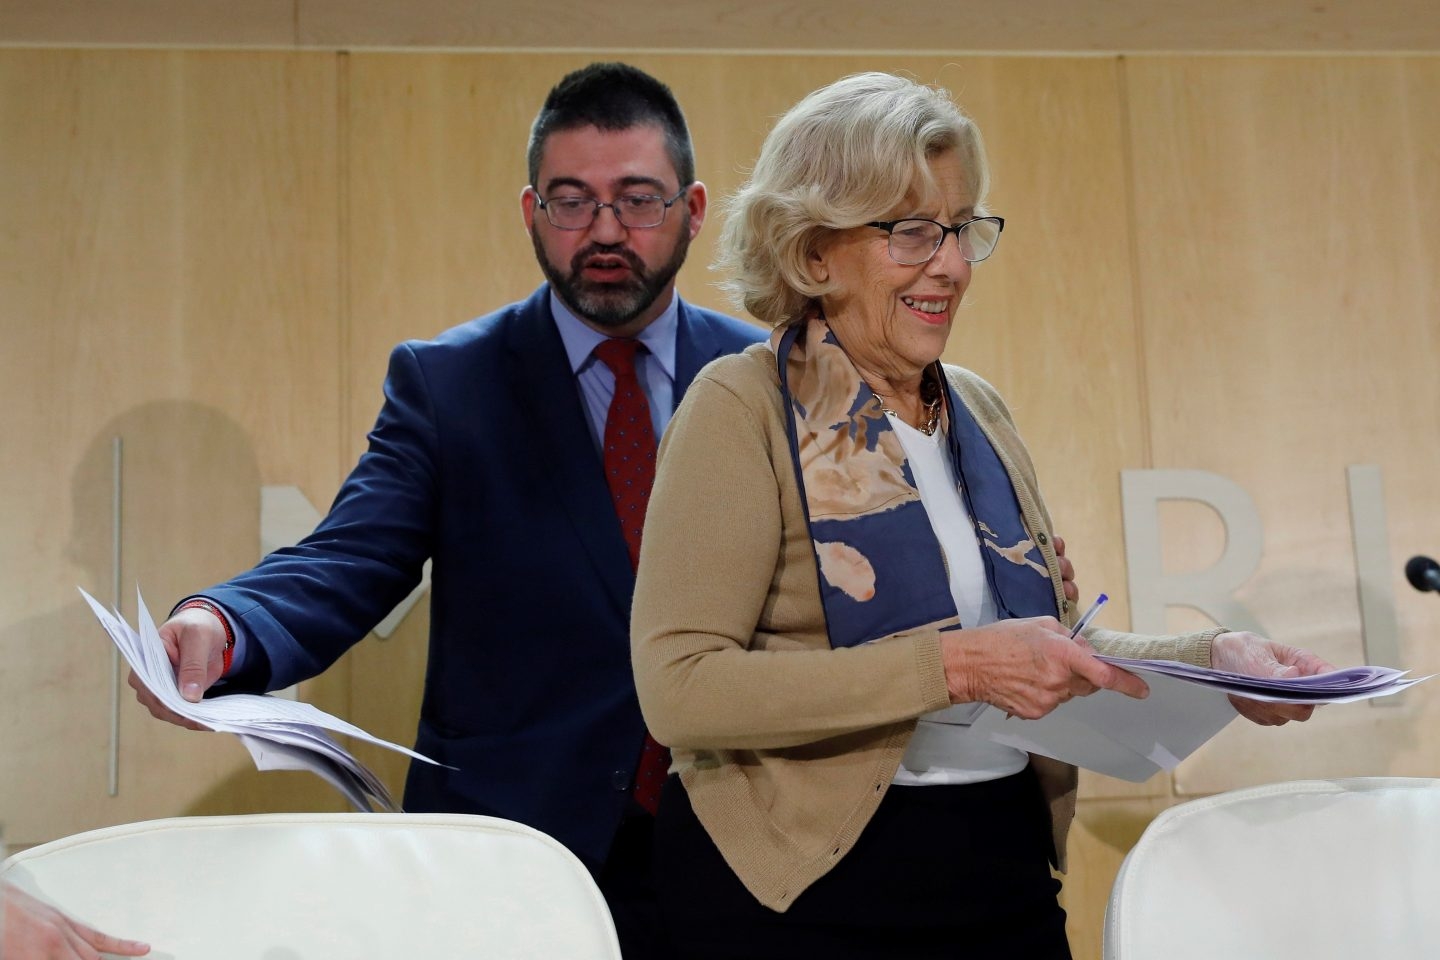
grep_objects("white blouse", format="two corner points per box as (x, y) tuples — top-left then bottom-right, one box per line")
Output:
(885, 414), (1030, 786)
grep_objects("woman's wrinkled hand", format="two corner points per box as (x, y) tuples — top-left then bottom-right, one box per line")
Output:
(939, 616), (1149, 719)
(1, 882), (149, 959)
(1211, 631), (1336, 726)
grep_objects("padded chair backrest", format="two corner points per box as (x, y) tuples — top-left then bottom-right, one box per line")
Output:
(1103, 777), (1440, 960)
(0, 812), (620, 959)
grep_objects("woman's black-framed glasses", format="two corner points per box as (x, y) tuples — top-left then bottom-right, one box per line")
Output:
(865, 216), (1006, 265)
(536, 186), (691, 230)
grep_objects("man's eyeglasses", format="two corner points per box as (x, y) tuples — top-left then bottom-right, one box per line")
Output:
(535, 186), (690, 230)
(865, 216), (1006, 265)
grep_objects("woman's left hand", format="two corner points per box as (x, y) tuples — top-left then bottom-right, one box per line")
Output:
(1211, 631), (1335, 726)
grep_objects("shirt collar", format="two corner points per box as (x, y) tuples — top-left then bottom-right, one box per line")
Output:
(550, 288), (679, 380)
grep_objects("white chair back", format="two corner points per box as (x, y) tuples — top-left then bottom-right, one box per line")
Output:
(0, 812), (620, 959)
(1104, 777), (1440, 959)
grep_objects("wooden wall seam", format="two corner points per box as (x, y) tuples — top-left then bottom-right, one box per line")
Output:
(337, 49), (352, 494)
(1114, 54), (1155, 476)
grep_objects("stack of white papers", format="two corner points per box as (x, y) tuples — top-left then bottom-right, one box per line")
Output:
(971, 657), (1426, 783)
(1096, 656), (1424, 704)
(82, 587), (441, 812)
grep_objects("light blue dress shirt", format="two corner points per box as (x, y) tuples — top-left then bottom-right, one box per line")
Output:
(549, 290), (679, 452)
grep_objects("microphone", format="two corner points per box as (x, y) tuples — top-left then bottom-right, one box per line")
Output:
(1405, 555), (1440, 594)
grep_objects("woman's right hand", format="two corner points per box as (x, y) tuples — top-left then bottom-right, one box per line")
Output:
(940, 617), (1149, 719)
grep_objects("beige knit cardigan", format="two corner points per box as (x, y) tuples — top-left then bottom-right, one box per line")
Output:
(631, 343), (1217, 912)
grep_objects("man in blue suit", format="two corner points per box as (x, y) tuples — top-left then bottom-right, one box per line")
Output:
(129, 62), (764, 959)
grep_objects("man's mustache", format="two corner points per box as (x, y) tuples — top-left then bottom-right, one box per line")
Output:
(571, 244), (646, 277)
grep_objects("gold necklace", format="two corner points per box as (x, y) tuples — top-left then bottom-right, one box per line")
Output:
(879, 374), (943, 436)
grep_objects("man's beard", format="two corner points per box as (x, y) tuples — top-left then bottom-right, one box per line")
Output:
(532, 225), (690, 330)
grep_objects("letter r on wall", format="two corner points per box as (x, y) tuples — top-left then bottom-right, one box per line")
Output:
(1122, 467), (1403, 707)
(1121, 470), (1267, 637)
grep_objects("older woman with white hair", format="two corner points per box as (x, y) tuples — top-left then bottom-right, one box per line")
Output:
(630, 72), (1330, 959)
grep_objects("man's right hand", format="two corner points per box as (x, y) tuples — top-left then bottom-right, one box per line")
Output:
(126, 605), (228, 731)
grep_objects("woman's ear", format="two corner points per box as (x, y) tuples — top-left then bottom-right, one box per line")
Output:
(806, 240), (829, 285)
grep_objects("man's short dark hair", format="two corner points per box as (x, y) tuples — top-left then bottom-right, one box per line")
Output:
(527, 62), (695, 189)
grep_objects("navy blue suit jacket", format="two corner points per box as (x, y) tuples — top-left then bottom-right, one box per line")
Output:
(206, 285), (763, 867)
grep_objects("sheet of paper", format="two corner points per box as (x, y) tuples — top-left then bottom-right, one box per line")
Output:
(1096, 655), (1427, 703)
(82, 586), (438, 812)
(971, 651), (1428, 780)
(236, 734), (382, 813)
(971, 670), (1239, 782)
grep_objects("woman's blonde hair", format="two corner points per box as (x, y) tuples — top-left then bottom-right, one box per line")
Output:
(716, 72), (988, 328)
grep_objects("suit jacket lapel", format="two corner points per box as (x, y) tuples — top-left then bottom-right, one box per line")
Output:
(674, 300), (728, 405)
(506, 287), (633, 616)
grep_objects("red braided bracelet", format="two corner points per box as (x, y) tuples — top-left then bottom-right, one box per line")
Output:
(174, 598), (236, 675)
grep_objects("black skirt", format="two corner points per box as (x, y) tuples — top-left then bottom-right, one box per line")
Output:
(654, 768), (1071, 960)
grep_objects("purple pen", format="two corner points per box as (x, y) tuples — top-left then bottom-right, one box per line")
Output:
(1070, 593), (1109, 638)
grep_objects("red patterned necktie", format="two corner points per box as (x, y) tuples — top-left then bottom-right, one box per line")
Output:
(593, 338), (670, 816)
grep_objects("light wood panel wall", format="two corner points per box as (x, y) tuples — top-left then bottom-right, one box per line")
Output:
(5, 47), (1439, 958)
(1054, 55), (1440, 956)
(6, 0), (1440, 51)
(0, 49), (350, 844)
(1125, 56), (1440, 794)
(293, 0), (1440, 51)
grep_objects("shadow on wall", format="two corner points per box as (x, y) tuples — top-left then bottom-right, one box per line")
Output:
(0, 400), (343, 845)
(66, 399), (261, 603)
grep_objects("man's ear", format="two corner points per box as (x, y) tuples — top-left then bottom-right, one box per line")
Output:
(520, 185), (538, 235)
(684, 181), (708, 239)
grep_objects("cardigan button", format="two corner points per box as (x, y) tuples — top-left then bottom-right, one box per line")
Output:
(611, 769), (630, 791)
(1037, 531), (1049, 546)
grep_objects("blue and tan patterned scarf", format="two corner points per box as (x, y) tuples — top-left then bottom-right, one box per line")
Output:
(772, 315), (1057, 648)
